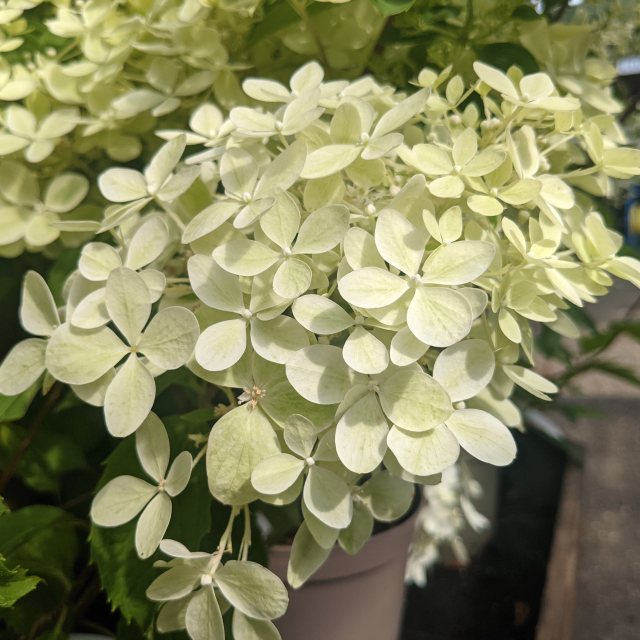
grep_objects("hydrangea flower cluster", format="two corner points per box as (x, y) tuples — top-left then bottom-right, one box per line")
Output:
(1, 54), (639, 638)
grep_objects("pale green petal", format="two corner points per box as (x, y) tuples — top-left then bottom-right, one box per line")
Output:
(251, 453), (305, 495)
(255, 140), (307, 197)
(452, 128), (478, 168)
(46, 324), (127, 385)
(104, 354), (155, 437)
(185, 587), (224, 640)
(146, 565), (202, 601)
(136, 412), (170, 482)
(389, 327), (428, 367)
(232, 611), (282, 640)
(90, 475), (156, 526)
(0, 161), (38, 206)
(422, 241), (495, 285)
(374, 209), (426, 276)
(602, 148), (640, 178)
(300, 145), (361, 179)
(144, 136), (186, 195)
(387, 424), (460, 476)
(135, 492), (172, 559)
(43, 173), (89, 213)
(165, 451), (193, 497)
(342, 327), (389, 375)
(503, 365), (558, 401)
(285, 344), (353, 404)
(139, 269), (166, 303)
(195, 319), (247, 372)
(338, 501), (373, 555)
(330, 102), (361, 144)
(273, 257), (312, 299)
(293, 205), (349, 254)
(182, 202), (239, 243)
(378, 369), (452, 432)
(335, 392), (388, 473)
(206, 404), (280, 505)
(432, 339), (495, 402)
(359, 470), (414, 522)
(106, 268), (151, 345)
(467, 194), (503, 216)
(343, 227), (385, 270)
(338, 267), (409, 309)
(213, 240), (279, 276)
(188, 254), (244, 313)
(445, 409), (516, 466)
(428, 175), (464, 198)
(463, 150), (505, 177)
(473, 62), (518, 99)
(284, 415), (318, 458)
(292, 294), (354, 335)
(216, 560), (289, 620)
(361, 133), (403, 160)
(157, 598), (190, 633)
(220, 147), (258, 195)
(139, 307), (199, 369)
(302, 502), (339, 549)
(78, 242), (122, 282)
(229, 107), (276, 136)
(400, 144), (452, 175)
(287, 522), (331, 588)
(371, 88), (427, 138)
(125, 216), (169, 270)
(24, 212), (59, 248)
(499, 179), (540, 205)
(303, 465), (352, 529)
(20, 271), (59, 336)
(259, 192), (301, 249)
(71, 288), (109, 329)
(98, 168), (147, 203)
(0, 338), (46, 396)
(250, 316), (309, 365)
(407, 286), (472, 347)
(0, 206), (28, 245)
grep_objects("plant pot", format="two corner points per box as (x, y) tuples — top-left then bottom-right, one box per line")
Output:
(269, 513), (417, 640)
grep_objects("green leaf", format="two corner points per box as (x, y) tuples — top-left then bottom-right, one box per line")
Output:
(0, 555), (40, 608)
(370, 0), (417, 16)
(0, 506), (78, 632)
(1, 386), (34, 426)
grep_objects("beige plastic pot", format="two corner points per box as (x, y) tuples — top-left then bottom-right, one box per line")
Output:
(269, 513), (417, 640)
